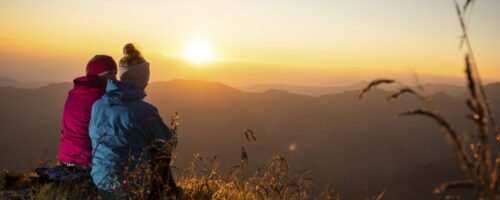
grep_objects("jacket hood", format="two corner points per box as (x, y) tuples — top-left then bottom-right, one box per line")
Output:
(102, 79), (146, 105)
(73, 75), (107, 89)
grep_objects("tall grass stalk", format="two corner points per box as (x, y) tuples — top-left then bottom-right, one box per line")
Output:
(359, 0), (499, 198)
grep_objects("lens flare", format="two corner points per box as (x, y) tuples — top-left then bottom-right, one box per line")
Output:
(289, 142), (297, 152)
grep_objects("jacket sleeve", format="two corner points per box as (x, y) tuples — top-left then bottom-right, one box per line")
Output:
(137, 110), (174, 150)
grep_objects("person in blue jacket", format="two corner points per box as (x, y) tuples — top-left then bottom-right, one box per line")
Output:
(89, 79), (179, 199)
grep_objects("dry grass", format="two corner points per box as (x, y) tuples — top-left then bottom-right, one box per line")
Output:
(0, 118), (349, 200)
(175, 154), (314, 200)
(359, 0), (499, 199)
(0, 119), (392, 199)
(0, 153), (341, 200)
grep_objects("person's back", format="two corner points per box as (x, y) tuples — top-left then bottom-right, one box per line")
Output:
(89, 79), (172, 193)
(59, 76), (105, 166)
(58, 55), (117, 166)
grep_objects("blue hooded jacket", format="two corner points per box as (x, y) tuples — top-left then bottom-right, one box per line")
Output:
(89, 80), (172, 192)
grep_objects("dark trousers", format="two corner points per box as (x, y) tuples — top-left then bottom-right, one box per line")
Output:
(148, 158), (180, 200)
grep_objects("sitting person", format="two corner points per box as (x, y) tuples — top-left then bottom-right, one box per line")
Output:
(89, 79), (178, 198)
(58, 55), (117, 168)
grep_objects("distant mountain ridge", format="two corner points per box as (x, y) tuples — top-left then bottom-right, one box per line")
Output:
(239, 82), (368, 96)
(0, 79), (499, 199)
(0, 77), (53, 89)
(0, 76), (468, 97)
(239, 82), (467, 97)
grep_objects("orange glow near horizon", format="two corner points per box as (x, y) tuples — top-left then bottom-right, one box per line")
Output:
(0, 0), (499, 85)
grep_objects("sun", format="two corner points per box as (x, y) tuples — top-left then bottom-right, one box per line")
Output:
(181, 39), (215, 64)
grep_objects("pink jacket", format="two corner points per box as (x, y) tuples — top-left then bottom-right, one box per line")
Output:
(58, 76), (107, 165)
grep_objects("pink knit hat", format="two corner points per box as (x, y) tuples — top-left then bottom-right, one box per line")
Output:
(86, 55), (117, 76)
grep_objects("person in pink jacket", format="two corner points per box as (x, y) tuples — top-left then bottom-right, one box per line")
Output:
(58, 55), (117, 167)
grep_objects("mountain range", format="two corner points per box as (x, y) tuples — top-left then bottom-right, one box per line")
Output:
(0, 77), (53, 89)
(239, 82), (467, 97)
(0, 79), (498, 199)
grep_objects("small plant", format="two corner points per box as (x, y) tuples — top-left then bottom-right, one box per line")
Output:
(176, 154), (318, 200)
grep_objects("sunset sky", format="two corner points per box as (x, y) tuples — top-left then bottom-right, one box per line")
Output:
(0, 0), (498, 86)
